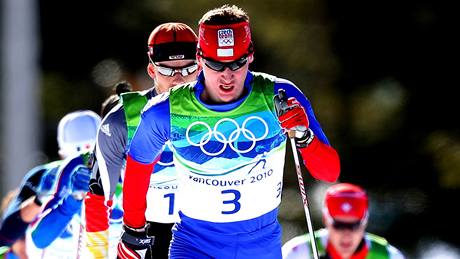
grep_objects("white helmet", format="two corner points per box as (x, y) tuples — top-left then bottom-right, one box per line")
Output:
(57, 110), (101, 158)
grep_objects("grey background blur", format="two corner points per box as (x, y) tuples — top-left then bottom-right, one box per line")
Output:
(1, 0), (458, 258)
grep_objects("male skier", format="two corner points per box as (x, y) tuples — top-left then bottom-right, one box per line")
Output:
(85, 23), (199, 259)
(118, 4), (341, 259)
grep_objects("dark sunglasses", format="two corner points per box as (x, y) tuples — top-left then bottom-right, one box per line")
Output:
(203, 55), (248, 72)
(332, 220), (363, 231)
(153, 61), (198, 77)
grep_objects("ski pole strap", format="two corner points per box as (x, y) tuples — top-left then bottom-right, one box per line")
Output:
(121, 225), (154, 249)
(295, 128), (315, 148)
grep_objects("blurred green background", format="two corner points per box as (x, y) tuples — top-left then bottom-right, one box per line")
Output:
(1, 0), (458, 257)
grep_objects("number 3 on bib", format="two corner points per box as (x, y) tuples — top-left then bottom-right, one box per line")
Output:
(221, 189), (241, 214)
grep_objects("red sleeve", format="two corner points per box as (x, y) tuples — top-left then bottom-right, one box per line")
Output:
(298, 137), (340, 182)
(85, 192), (112, 232)
(122, 155), (156, 228)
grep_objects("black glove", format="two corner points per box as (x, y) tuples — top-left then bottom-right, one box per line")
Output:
(117, 224), (154, 259)
(88, 171), (104, 196)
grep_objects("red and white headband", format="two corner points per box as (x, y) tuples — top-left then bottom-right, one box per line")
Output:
(198, 21), (252, 62)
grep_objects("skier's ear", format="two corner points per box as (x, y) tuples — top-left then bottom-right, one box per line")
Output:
(248, 53), (254, 64)
(147, 63), (156, 79)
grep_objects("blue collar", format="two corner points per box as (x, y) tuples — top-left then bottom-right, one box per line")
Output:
(194, 71), (254, 112)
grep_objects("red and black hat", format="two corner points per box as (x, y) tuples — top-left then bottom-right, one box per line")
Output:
(147, 22), (198, 62)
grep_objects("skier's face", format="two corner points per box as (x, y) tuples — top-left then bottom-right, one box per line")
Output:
(325, 216), (366, 258)
(153, 59), (200, 94)
(199, 54), (253, 104)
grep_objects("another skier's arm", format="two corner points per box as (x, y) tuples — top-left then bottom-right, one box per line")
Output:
(31, 164), (90, 248)
(118, 96), (170, 258)
(85, 106), (126, 258)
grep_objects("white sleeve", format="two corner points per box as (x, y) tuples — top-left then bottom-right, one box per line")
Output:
(95, 104), (127, 199)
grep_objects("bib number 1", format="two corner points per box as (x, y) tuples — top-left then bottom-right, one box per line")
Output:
(164, 193), (175, 215)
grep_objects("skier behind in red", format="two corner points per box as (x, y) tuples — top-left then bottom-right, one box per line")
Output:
(283, 183), (405, 259)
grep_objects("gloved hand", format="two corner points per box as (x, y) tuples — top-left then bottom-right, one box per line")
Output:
(88, 174), (104, 195)
(117, 224), (154, 259)
(277, 97), (315, 148)
(34, 171), (57, 205)
(278, 97), (309, 131)
(69, 165), (91, 200)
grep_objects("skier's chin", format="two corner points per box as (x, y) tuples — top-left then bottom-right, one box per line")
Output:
(338, 241), (355, 256)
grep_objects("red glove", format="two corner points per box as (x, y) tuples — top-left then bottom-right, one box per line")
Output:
(278, 97), (310, 138)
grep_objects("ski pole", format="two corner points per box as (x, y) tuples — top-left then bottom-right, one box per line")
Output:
(274, 89), (320, 259)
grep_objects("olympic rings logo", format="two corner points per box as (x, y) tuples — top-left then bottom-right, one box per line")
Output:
(220, 39), (233, 44)
(185, 116), (269, 156)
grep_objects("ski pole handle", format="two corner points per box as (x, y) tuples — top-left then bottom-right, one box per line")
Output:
(274, 89), (291, 117)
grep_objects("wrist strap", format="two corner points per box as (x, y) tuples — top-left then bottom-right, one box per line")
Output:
(121, 228), (154, 248)
(295, 128), (314, 148)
